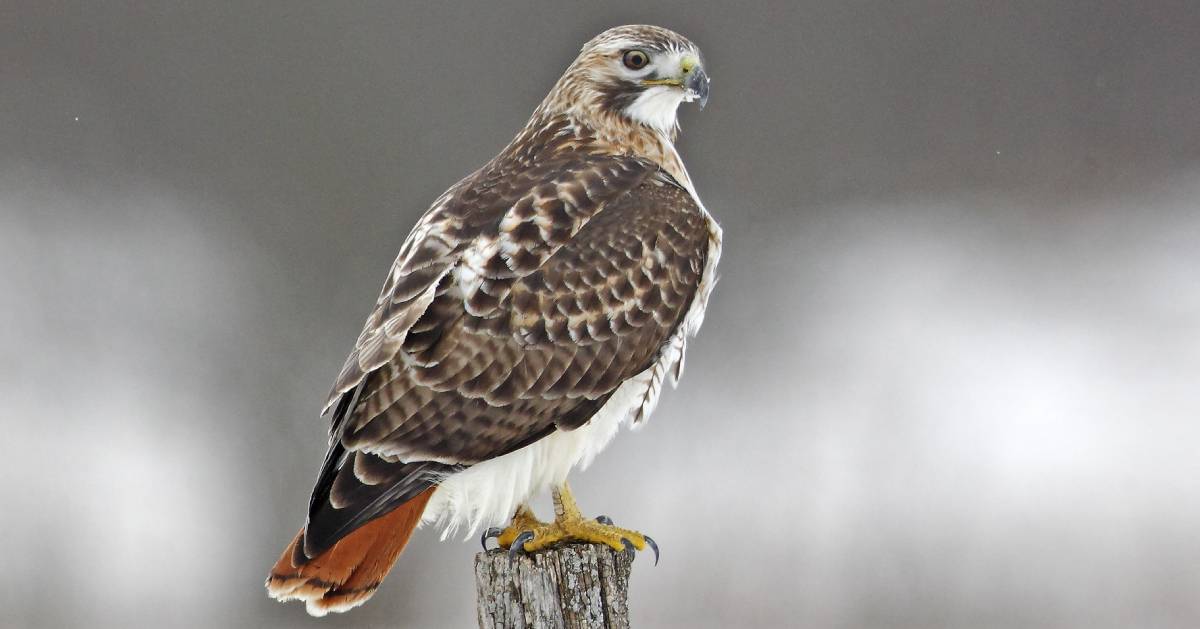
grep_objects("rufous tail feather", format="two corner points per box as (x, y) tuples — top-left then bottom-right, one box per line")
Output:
(266, 488), (434, 616)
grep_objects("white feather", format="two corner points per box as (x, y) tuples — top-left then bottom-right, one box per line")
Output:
(624, 86), (686, 137)
(455, 234), (500, 316)
(421, 368), (654, 538)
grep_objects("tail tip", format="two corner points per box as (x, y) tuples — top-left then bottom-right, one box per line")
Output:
(266, 572), (378, 617)
(264, 487), (435, 616)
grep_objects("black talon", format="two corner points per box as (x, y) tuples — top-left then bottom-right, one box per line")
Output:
(620, 538), (635, 555)
(481, 527), (502, 551)
(644, 535), (660, 566)
(595, 515), (614, 526)
(508, 531), (535, 559)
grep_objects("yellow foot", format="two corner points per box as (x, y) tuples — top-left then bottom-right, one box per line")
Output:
(480, 482), (662, 564)
(483, 504), (546, 550)
(481, 496), (659, 564)
(512, 514), (659, 564)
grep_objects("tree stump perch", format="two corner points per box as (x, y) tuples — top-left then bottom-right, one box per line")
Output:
(475, 543), (635, 629)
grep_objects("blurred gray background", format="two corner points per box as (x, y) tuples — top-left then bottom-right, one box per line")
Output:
(2, 1), (1199, 628)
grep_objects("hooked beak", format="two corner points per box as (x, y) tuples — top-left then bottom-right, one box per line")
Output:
(642, 57), (711, 110)
(684, 65), (710, 110)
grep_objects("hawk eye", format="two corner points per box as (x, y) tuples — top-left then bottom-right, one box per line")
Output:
(622, 50), (650, 70)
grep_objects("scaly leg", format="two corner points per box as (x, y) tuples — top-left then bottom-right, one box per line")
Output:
(486, 504), (544, 549)
(481, 481), (659, 564)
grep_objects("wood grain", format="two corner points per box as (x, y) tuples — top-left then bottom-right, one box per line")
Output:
(475, 544), (635, 629)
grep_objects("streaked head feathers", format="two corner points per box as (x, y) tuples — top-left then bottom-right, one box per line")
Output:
(537, 25), (710, 138)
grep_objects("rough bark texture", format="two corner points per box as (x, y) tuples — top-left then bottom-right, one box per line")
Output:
(475, 543), (634, 629)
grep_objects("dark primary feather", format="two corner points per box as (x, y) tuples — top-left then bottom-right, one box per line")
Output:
(301, 387), (463, 558)
(299, 117), (710, 560)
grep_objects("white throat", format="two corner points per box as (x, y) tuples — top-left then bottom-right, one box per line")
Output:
(624, 86), (684, 137)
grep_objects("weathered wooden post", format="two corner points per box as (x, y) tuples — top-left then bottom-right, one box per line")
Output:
(474, 543), (635, 629)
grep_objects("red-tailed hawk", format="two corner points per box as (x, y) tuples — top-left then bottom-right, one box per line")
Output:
(267, 24), (719, 616)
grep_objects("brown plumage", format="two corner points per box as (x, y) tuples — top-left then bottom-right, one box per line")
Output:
(268, 24), (720, 616)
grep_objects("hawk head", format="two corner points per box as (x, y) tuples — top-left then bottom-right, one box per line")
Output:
(543, 25), (710, 138)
